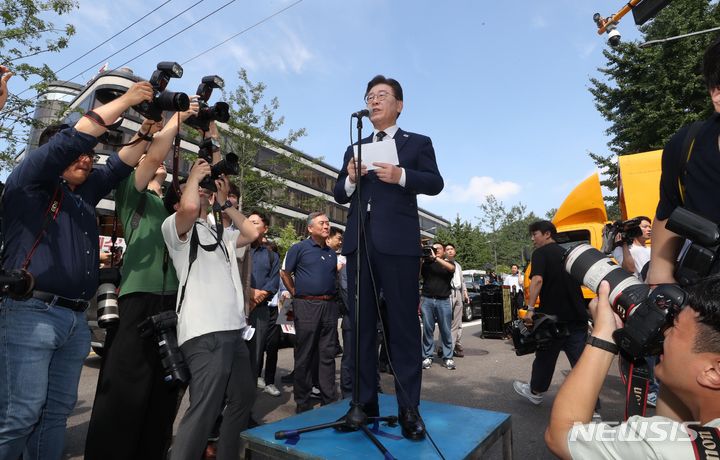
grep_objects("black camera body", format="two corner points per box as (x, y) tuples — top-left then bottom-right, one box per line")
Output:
(666, 207), (720, 285)
(564, 243), (687, 358)
(196, 138), (239, 192)
(134, 62), (190, 121)
(96, 267), (121, 328)
(421, 243), (435, 260)
(508, 314), (570, 356)
(138, 310), (190, 385)
(0, 268), (35, 299)
(602, 217), (643, 252)
(185, 75), (230, 132)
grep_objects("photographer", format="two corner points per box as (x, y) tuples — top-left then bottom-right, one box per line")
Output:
(545, 277), (720, 459)
(162, 161), (258, 460)
(420, 242), (456, 370)
(85, 101), (200, 460)
(513, 221), (589, 406)
(647, 37), (720, 421)
(0, 81), (153, 459)
(613, 216), (652, 280)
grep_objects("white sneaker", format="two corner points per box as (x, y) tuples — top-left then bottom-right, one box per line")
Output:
(422, 358), (432, 369)
(257, 377), (266, 389)
(513, 381), (543, 405)
(264, 384), (281, 397)
(310, 386), (321, 398)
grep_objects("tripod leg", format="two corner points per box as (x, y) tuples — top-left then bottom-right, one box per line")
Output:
(274, 420), (349, 440)
(360, 424), (396, 460)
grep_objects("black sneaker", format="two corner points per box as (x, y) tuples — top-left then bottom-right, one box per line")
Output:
(280, 372), (295, 384)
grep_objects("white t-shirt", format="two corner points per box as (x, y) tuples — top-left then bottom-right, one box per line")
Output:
(162, 214), (247, 346)
(503, 273), (523, 291)
(568, 415), (720, 459)
(629, 244), (651, 279)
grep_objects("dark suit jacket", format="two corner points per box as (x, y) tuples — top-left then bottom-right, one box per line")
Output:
(333, 128), (443, 257)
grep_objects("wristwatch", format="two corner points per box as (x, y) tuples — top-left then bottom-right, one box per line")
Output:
(586, 336), (619, 354)
(220, 200), (233, 211)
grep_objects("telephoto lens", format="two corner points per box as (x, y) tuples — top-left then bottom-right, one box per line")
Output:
(564, 243), (649, 320)
(96, 267), (121, 328)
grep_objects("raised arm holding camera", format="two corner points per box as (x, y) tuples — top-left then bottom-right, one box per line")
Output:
(0, 81), (153, 460)
(545, 277), (720, 460)
(161, 161), (258, 460)
(85, 101), (201, 460)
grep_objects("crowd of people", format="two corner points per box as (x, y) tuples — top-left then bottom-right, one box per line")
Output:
(3, 36), (720, 460)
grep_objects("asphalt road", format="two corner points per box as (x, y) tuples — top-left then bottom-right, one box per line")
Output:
(62, 320), (633, 459)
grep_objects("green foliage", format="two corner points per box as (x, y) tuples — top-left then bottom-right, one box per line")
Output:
(221, 68), (307, 213)
(0, 0), (78, 169)
(436, 195), (542, 272)
(588, 0), (720, 204)
(274, 221), (301, 260)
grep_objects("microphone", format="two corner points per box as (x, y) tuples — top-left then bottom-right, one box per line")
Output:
(351, 109), (370, 118)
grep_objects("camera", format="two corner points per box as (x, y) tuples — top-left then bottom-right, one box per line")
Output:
(96, 267), (121, 328)
(666, 207), (720, 285)
(134, 62), (190, 121)
(607, 28), (621, 47)
(185, 75), (230, 132)
(593, 12), (621, 47)
(196, 138), (239, 192)
(421, 243), (435, 260)
(564, 243), (686, 358)
(601, 217), (643, 253)
(508, 313), (569, 356)
(138, 310), (190, 385)
(0, 268), (34, 299)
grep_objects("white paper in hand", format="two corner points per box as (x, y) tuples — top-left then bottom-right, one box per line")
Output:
(352, 141), (399, 170)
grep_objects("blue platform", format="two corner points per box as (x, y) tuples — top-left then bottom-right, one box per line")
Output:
(241, 394), (512, 459)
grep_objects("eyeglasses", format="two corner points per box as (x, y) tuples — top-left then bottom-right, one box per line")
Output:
(365, 91), (394, 105)
(77, 153), (100, 163)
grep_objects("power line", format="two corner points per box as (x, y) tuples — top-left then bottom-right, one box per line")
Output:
(64, 0), (208, 83)
(182, 0), (304, 66)
(111, 0), (238, 70)
(55, 0), (174, 75)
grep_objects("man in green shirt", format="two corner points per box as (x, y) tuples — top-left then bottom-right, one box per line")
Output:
(85, 103), (202, 460)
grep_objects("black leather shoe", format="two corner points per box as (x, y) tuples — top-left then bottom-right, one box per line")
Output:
(398, 407), (426, 440)
(363, 401), (379, 418)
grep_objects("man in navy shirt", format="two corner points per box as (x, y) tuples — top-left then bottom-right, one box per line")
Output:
(280, 212), (338, 413)
(0, 81), (153, 460)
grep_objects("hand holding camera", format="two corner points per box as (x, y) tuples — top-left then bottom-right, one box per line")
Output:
(120, 81), (155, 107)
(588, 281), (624, 343)
(188, 158), (212, 186)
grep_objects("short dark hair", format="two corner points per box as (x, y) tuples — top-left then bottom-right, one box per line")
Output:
(365, 75), (403, 119)
(38, 123), (70, 146)
(445, 243), (455, 249)
(249, 210), (269, 227)
(511, 263), (519, 269)
(329, 227), (344, 238)
(685, 275), (720, 354)
(703, 37), (720, 91)
(163, 178), (187, 215)
(228, 182), (240, 198)
(635, 215), (651, 224)
(432, 241), (444, 249)
(528, 220), (557, 238)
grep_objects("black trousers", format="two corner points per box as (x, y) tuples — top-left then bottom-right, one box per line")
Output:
(85, 292), (180, 460)
(259, 305), (281, 385)
(530, 327), (587, 393)
(293, 299), (338, 406)
(247, 302), (269, 376)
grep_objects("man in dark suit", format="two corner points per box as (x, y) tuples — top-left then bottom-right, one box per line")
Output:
(333, 75), (444, 440)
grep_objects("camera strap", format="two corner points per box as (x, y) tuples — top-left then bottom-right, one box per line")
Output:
(687, 424), (720, 460)
(619, 356), (650, 419)
(176, 221), (228, 314)
(678, 120), (709, 205)
(21, 182), (63, 271)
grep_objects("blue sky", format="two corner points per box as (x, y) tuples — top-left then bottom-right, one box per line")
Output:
(13, 0), (647, 226)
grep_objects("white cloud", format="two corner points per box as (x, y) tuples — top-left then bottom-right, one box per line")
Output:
(420, 176), (522, 206)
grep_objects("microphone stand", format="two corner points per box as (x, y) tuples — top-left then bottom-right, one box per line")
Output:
(274, 115), (398, 459)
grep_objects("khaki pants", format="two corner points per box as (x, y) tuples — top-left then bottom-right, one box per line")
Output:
(450, 289), (463, 347)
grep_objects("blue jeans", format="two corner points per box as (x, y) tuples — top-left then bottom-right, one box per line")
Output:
(420, 296), (453, 360)
(0, 297), (90, 460)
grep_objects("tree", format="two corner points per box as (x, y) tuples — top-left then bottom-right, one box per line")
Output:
(436, 215), (489, 270)
(274, 221), (301, 260)
(219, 69), (307, 214)
(588, 0), (720, 202)
(0, 0), (78, 169)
